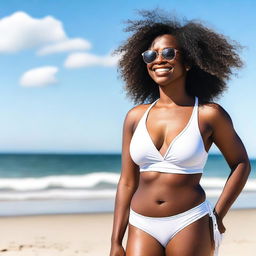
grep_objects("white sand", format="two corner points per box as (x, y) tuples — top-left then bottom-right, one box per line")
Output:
(0, 209), (255, 256)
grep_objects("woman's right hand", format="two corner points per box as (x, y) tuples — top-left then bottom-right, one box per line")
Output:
(109, 243), (125, 256)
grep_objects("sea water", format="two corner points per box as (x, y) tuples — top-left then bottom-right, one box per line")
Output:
(0, 153), (255, 216)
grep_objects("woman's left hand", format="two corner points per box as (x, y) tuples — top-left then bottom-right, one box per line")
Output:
(215, 212), (226, 234)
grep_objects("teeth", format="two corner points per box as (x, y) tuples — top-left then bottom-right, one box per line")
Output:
(154, 68), (172, 72)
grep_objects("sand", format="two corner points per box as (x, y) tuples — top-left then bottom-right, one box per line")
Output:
(0, 209), (255, 256)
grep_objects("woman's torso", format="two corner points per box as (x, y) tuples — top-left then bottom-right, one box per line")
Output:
(129, 97), (213, 217)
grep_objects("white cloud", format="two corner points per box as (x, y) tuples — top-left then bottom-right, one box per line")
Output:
(0, 11), (67, 53)
(64, 52), (120, 68)
(37, 38), (91, 55)
(20, 66), (59, 87)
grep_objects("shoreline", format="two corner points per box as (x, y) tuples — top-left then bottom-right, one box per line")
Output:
(0, 191), (256, 217)
(0, 208), (255, 256)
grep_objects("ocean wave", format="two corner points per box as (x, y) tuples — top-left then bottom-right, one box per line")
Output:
(0, 187), (254, 200)
(200, 177), (256, 191)
(0, 172), (120, 191)
(0, 189), (116, 200)
(0, 173), (255, 194)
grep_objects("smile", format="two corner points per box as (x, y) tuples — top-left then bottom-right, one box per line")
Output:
(153, 67), (173, 73)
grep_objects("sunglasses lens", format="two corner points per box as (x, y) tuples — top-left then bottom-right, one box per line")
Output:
(162, 48), (175, 59)
(142, 50), (157, 63)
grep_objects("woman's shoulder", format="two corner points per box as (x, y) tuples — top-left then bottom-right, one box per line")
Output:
(198, 99), (233, 126)
(126, 103), (151, 119)
(123, 103), (152, 129)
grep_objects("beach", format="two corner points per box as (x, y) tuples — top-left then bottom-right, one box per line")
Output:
(0, 153), (254, 255)
(0, 209), (255, 256)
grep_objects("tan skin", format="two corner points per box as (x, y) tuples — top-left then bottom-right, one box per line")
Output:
(110, 34), (251, 256)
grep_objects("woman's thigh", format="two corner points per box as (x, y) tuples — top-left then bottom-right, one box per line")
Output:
(165, 214), (214, 256)
(126, 224), (165, 256)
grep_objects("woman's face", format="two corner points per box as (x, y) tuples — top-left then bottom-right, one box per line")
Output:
(146, 34), (188, 87)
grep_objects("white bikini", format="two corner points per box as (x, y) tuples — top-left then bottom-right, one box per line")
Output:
(128, 96), (223, 255)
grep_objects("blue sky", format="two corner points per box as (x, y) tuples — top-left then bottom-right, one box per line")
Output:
(0, 0), (255, 159)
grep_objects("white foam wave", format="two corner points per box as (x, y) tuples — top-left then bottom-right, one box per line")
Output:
(0, 173), (255, 196)
(200, 177), (256, 192)
(0, 172), (120, 191)
(0, 189), (116, 200)
(0, 187), (253, 200)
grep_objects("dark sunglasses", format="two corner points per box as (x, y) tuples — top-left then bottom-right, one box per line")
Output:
(141, 47), (180, 64)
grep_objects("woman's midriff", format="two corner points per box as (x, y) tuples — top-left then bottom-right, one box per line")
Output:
(130, 171), (206, 217)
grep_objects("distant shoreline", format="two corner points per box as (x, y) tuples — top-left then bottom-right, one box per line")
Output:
(0, 194), (255, 217)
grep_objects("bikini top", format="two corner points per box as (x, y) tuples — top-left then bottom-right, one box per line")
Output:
(129, 96), (208, 174)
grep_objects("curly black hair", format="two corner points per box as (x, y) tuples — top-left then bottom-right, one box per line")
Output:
(115, 9), (243, 104)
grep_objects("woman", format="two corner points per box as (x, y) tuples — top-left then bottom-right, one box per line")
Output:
(110, 10), (251, 256)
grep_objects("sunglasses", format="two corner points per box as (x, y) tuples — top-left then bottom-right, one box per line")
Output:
(141, 47), (180, 64)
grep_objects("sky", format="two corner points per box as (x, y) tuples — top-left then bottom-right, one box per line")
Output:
(0, 0), (255, 159)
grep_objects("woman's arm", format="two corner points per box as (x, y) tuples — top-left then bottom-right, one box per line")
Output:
(209, 104), (251, 232)
(110, 108), (140, 254)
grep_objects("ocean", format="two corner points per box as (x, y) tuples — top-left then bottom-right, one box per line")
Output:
(0, 153), (255, 216)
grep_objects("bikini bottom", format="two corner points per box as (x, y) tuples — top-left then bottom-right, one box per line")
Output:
(129, 200), (223, 256)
